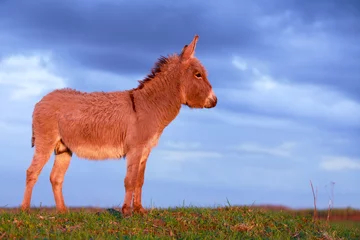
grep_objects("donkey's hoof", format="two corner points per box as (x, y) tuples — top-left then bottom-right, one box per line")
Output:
(20, 205), (30, 213)
(57, 207), (68, 214)
(134, 206), (148, 215)
(121, 205), (132, 217)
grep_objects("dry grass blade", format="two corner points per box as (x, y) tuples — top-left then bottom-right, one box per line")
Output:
(310, 180), (318, 221)
(0, 232), (6, 240)
(231, 223), (254, 232)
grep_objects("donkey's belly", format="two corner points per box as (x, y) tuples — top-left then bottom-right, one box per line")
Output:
(72, 144), (125, 160)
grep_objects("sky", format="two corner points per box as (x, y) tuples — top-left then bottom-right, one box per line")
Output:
(0, 0), (359, 210)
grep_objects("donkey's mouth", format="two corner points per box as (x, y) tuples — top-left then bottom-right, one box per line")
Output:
(185, 102), (193, 108)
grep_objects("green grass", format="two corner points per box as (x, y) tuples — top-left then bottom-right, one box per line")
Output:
(0, 206), (359, 239)
(331, 220), (360, 230)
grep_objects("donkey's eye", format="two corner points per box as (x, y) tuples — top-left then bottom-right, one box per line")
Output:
(194, 72), (202, 78)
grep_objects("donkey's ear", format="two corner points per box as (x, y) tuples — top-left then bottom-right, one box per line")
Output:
(180, 35), (199, 61)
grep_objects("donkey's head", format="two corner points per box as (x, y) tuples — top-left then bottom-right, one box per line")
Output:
(178, 35), (217, 109)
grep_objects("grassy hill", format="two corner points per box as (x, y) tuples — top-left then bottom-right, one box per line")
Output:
(1, 205), (359, 239)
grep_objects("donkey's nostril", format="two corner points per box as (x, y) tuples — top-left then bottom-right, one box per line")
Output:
(205, 95), (217, 108)
(213, 96), (217, 106)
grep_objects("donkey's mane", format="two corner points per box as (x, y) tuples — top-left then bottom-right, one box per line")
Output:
(136, 55), (169, 89)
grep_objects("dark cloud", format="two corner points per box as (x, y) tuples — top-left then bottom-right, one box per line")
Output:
(0, 0), (259, 73)
(287, 0), (360, 24)
(231, 0), (360, 101)
(0, 0), (359, 100)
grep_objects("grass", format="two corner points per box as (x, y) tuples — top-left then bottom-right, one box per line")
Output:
(1, 205), (359, 239)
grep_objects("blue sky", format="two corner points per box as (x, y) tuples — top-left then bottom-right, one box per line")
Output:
(0, 0), (359, 210)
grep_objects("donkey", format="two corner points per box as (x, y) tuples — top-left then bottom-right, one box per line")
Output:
(20, 35), (217, 216)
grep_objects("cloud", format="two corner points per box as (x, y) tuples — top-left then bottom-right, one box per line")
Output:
(156, 149), (222, 162)
(0, 53), (66, 101)
(0, 52), (67, 139)
(1, 0), (359, 102)
(180, 106), (310, 131)
(67, 67), (141, 93)
(242, 2), (360, 101)
(320, 156), (360, 171)
(232, 142), (296, 158)
(145, 148), (222, 184)
(231, 57), (248, 71)
(218, 57), (360, 128)
(0, 0), (266, 80)
(164, 140), (201, 150)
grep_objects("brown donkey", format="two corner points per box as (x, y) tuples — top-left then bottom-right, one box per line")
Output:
(21, 35), (217, 216)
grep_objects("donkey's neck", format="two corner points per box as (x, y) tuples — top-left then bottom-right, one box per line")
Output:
(132, 72), (182, 130)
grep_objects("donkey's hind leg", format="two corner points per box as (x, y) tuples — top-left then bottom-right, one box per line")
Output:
(50, 141), (72, 213)
(21, 148), (53, 211)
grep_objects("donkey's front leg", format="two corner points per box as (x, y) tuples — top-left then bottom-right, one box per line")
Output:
(133, 148), (150, 214)
(122, 148), (142, 217)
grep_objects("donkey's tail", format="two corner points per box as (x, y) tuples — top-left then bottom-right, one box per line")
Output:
(31, 122), (35, 148)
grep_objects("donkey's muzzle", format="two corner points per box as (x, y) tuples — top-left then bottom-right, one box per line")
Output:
(204, 90), (217, 108)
